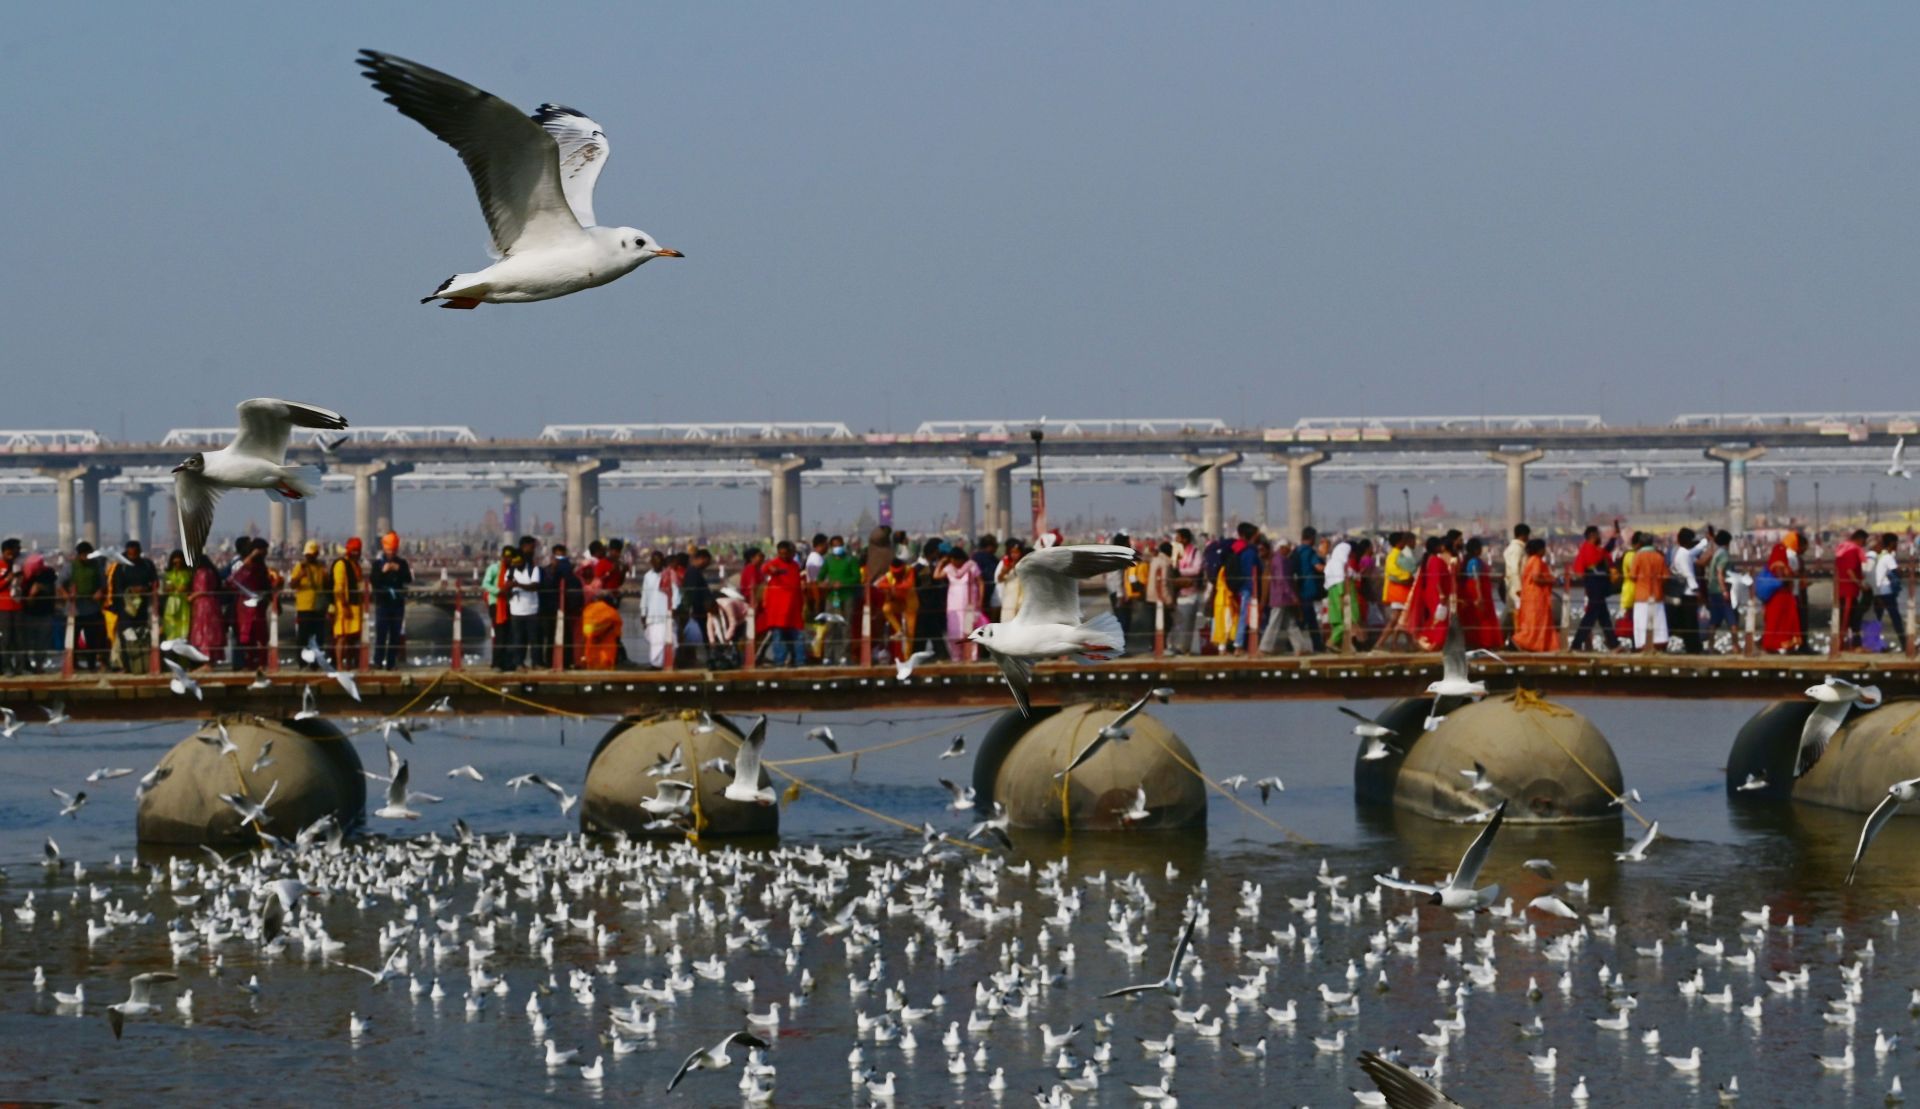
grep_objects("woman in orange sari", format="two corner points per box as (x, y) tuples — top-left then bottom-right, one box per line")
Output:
(1511, 538), (1562, 652)
(1456, 538), (1502, 649)
(1761, 532), (1803, 653)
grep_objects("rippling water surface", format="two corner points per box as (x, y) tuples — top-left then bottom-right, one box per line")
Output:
(2, 696), (1916, 1106)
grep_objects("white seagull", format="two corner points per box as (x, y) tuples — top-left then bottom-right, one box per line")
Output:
(357, 50), (682, 309)
(967, 544), (1139, 716)
(1375, 800), (1506, 910)
(1846, 777), (1920, 884)
(666, 1031), (769, 1092)
(1799, 678), (1881, 774)
(1100, 910), (1197, 998)
(106, 972), (179, 1040)
(163, 658), (202, 701)
(1616, 821), (1660, 862)
(1172, 464), (1211, 506)
(171, 399), (348, 565)
(724, 717), (776, 806)
(1057, 686), (1174, 779)
(1890, 437), (1910, 479)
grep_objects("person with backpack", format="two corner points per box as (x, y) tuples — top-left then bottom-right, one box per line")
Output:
(1292, 527), (1326, 653)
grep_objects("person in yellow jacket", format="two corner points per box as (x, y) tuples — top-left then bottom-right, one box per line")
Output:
(330, 537), (365, 670)
(287, 540), (330, 668)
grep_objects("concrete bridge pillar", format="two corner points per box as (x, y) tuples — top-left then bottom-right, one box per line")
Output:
(122, 485), (153, 549)
(757, 457), (818, 544)
(957, 484), (976, 539)
(1184, 452), (1241, 538)
(1773, 476), (1790, 522)
(1706, 446), (1767, 534)
(1363, 482), (1381, 534)
(40, 466), (114, 552)
(267, 498), (286, 553)
(337, 461), (407, 549)
(287, 498), (308, 554)
(1487, 448), (1545, 536)
(494, 481), (525, 545)
(968, 454), (1024, 540)
(1281, 450), (1327, 538)
(1247, 471), (1272, 535)
(550, 460), (615, 554)
(1160, 485), (1177, 533)
(875, 474), (896, 528)
(1565, 479), (1586, 527)
(757, 484), (774, 542)
(1626, 467), (1650, 517)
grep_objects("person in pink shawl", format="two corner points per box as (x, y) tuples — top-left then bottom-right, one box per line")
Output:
(189, 559), (227, 667)
(230, 538), (275, 671)
(935, 545), (982, 661)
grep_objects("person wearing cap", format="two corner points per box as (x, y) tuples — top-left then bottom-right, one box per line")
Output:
(288, 539), (330, 668)
(331, 537), (365, 670)
(370, 531), (413, 670)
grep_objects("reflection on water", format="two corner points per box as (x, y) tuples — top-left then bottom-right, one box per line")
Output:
(0, 698), (1914, 1104)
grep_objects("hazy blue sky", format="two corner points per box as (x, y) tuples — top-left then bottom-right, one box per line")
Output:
(1, 4), (1913, 535)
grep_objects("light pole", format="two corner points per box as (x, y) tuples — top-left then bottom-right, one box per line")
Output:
(1813, 481), (1822, 538)
(1402, 488), (1413, 531)
(1028, 427), (1046, 539)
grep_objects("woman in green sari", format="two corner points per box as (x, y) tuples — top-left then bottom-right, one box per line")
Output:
(160, 550), (192, 643)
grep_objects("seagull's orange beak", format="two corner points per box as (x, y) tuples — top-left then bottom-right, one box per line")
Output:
(654, 248), (684, 258)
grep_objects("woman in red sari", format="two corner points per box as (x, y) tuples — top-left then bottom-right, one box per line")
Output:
(1761, 532), (1803, 653)
(1456, 538), (1503, 650)
(1511, 538), (1563, 652)
(188, 560), (227, 667)
(1415, 536), (1458, 651)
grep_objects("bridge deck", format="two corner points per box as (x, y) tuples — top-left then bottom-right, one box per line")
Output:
(1, 654), (1914, 722)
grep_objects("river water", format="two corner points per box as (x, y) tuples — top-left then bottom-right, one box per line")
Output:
(0, 696), (1913, 1105)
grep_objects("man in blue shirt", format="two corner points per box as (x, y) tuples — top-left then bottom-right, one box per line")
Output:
(1293, 527), (1326, 653)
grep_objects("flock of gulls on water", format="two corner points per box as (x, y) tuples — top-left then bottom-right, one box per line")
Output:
(5, 47), (1919, 1107)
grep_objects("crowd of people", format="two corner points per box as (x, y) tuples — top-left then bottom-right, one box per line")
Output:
(0, 515), (1909, 676)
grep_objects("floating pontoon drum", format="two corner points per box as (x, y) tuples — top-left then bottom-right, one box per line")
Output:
(136, 715), (365, 844)
(977, 703), (1206, 832)
(581, 712), (778, 837)
(1384, 691), (1624, 822)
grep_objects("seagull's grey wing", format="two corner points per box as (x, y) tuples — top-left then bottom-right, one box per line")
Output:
(1440, 617), (1468, 684)
(108, 1006), (125, 1040)
(1056, 731), (1111, 778)
(358, 49), (583, 257)
(531, 104), (609, 227)
(1373, 874), (1440, 896)
(733, 716), (767, 785)
(665, 1045), (708, 1092)
(1109, 688), (1157, 730)
(989, 649), (1035, 717)
(1356, 1049), (1465, 1108)
(1099, 980), (1166, 999)
(386, 743), (403, 781)
(127, 972), (177, 1005)
(1627, 820), (1659, 854)
(1450, 800), (1506, 889)
(1165, 910), (1197, 982)
(1847, 791), (1904, 885)
(1185, 464), (1209, 486)
(232, 399), (348, 464)
(1799, 702), (1850, 773)
(174, 469), (221, 564)
(389, 760), (411, 806)
(1010, 544), (1138, 626)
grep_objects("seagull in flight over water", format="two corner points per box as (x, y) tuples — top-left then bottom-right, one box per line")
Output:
(171, 399), (348, 566)
(1375, 800), (1507, 910)
(1846, 777), (1920, 884)
(1101, 909), (1198, 998)
(968, 544), (1140, 716)
(358, 50), (683, 309)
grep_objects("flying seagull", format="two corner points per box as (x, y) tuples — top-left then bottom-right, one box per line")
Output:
(1355, 1049), (1465, 1108)
(106, 972), (180, 1041)
(666, 1031), (769, 1092)
(1172, 464), (1211, 506)
(1846, 777), (1920, 885)
(967, 544), (1139, 716)
(357, 50), (682, 309)
(1424, 619), (1500, 729)
(1056, 687), (1174, 779)
(1616, 820), (1660, 862)
(1799, 678), (1881, 775)
(724, 716), (775, 806)
(172, 399), (348, 565)
(1101, 909), (1198, 998)
(1890, 437), (1910, 479)
(1375, 800), (1507, 910)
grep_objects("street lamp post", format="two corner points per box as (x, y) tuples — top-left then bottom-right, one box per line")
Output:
(1028, 427), (1046, 539)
